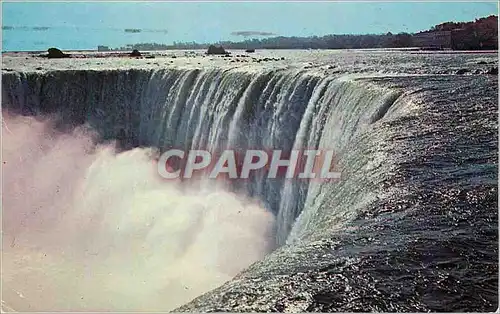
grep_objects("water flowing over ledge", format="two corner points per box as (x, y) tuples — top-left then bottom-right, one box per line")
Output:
(2, 54), (498, 311)
(2, 68), (404, 246)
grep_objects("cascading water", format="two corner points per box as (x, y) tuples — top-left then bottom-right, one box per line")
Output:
(2, 55), (497, 312)
(2, 112), (276, 311)
(2, 68), (402, 246)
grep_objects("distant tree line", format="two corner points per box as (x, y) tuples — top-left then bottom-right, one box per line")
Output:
(107, 33), (414, 51)
(445, 15), (497, 50)
(103, 15), (497, 52)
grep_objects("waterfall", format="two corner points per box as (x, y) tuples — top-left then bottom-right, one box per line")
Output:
(2, 68), (404, 245)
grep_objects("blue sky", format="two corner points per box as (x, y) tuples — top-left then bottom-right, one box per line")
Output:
(2, 1), (498, 51)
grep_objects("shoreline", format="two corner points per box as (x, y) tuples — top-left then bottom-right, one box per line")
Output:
(2, 47), (498, 57)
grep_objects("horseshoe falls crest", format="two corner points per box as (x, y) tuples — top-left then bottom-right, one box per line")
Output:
(2, 50), (498, 312)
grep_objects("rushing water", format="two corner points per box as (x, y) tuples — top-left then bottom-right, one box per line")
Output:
(2, 50), (498, 311)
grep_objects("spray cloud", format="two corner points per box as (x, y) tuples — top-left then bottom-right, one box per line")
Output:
(1, 112), (275, 312)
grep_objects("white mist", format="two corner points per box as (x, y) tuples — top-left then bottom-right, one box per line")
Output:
(1, 113), (275, 312)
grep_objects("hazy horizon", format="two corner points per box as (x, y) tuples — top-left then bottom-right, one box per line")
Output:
(2, 2), (499, 51)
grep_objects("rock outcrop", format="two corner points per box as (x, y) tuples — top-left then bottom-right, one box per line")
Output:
(47, 48), (70, 59)
(130, 49), (142, 57)
(207, 45), (228, 55)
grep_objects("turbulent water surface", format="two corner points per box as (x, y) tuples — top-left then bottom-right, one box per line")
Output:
(1, 49), (498, 312)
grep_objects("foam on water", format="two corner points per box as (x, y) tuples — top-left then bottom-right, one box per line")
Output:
(2, 113), (275, 311)
(2, 51), (497, 311)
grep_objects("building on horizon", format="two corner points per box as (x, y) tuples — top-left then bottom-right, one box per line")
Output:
(412, 31), (452, 49)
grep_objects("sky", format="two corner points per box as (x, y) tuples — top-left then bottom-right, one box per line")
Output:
(2, 1), (498, 51)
